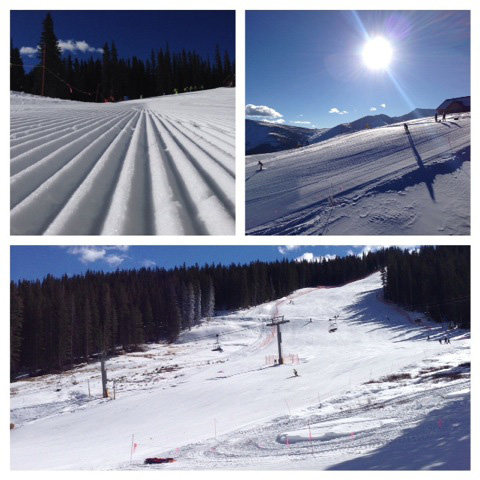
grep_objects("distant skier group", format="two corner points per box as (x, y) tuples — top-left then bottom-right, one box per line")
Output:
(405, 112), (446, 134)
(427, 335), (451, 344)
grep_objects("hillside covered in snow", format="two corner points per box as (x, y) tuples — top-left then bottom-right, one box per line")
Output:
(246, 109), (436, 155)
(246, 114), (470, 235)
(10, 89), (235, 235)
(246, 119), (327, 155)
(10, 273), (470, 470)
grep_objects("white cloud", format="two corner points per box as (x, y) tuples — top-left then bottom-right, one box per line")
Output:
(329, 108), (348, 115)
(292, 121), (311, 125)
(20, 46), (39, 57)
(356, 245), (419, 257)
(295, 252), (337, 263)
(58, 39), (103, 54)
(380, 103), (386, 108)
(104, 255), (125, 267)
(357, 245), (383, 257)
(143, 259), (157, 268)
(260, 118), (286, 124)
(106, 245), (129, 252)
(245, 104), (283, 118)
(20, 40), (103, 58)
(278, 245), (302, 255)
(68, 246), (106, 263)
(370, 107), (377, 111)
(67, 246), (128, 267)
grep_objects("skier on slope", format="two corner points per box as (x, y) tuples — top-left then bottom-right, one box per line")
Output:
(404, 123), (409, 134)
(258, 160), (264, 171)
(293, 369), (299, 377)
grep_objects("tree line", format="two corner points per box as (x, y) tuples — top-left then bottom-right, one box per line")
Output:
(381, 246), (470, 329)
(10, 247), (470, 380)
(10, 13), (234, 102)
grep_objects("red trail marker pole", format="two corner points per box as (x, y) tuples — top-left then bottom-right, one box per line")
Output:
(41, 44), (46, 96)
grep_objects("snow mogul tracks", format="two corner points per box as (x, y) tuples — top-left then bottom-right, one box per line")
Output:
(153, 378), (469, 470)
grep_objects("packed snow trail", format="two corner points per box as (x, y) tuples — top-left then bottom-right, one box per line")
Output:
(246, 114), (470, 235)
(10, 273), (469, 470)
(10, 89), (235, 235)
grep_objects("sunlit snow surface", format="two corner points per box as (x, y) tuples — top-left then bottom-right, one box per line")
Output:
(10, 89), (235, 235)
(10, 273), (470, 470)
(246, 114), (470, 235)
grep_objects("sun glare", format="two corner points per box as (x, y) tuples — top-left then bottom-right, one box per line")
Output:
(362, 37), (393, 70)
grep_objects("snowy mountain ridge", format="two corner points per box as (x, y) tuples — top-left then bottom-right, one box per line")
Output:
(246, 108), (436, 155)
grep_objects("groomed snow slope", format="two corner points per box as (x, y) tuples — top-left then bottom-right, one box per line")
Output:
(246, 114), (470, 235)
(10, 273), (470, 470)
(10, 89), (235, 235)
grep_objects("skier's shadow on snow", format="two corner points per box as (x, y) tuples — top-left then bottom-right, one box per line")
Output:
(246, 170), (262, 182)
(406, 132), (436, 202)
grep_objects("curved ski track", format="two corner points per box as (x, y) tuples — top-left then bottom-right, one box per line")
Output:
(11, 98), (235, 235)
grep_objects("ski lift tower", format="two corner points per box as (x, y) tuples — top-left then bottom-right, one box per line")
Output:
(266, 316), (290, 365)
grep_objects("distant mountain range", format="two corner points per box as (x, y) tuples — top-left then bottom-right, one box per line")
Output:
(246, 108), (436, 155)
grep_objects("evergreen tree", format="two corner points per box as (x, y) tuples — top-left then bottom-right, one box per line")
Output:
(101, 42), (111, 99)
(10, 283), (24, 379)
(35, 13), (64, 98)
(10, 43), (25, 92)
(193, 280), (202, 325)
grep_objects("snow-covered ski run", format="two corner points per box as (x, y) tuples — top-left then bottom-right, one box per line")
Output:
(10, 273), (470, 470)
(246, 114), (470, 235)
(10, 88), (235, 235)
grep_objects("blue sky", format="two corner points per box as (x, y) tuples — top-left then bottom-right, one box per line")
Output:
(11, 10), (235, 69)
(11, 245), (395, 282)
(246, 10), (470, 129)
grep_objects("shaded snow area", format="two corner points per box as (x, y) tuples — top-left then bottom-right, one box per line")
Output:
(10, 273), (470, 470)
(10, 89), (235, 235)
(246, 114), (470, 235)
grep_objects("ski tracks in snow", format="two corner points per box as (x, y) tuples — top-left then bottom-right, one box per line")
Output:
(10, 91), (235, 235)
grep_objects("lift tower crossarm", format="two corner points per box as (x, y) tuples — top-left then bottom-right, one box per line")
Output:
(266, 316), (290, 365)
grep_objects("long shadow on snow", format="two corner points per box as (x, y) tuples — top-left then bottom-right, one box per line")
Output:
(344, 290), (466, 344)
(246, 170), (262, 182)
(327, 393), (470, 470)
(342, 289), (420, 340)
(247, 134), (468, 236)
(366, 145), (470, 203)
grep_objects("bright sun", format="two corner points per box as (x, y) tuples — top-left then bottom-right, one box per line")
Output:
(362, 37), (393, 70)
